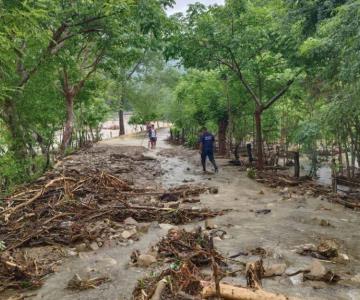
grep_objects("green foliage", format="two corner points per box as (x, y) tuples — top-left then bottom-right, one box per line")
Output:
(0, 0), (171, 191)
(246, 168), (256, 179)
(184, 134), (199, 148)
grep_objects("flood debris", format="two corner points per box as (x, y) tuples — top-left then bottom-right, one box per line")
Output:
(229, 247), (267, 259)
(201, 281), (300, 300)
(303, 260), (340, 283)
(0, 147), (225, 293)
(256, 171), (360, 209)
(0, 246), (64, 291)
(67, 273), (110, 290)
(254, 208), (271, 215)
(296, 240), (339, 260)
(132, 228), (298, 300)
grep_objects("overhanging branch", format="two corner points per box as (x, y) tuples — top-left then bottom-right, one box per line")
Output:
(262, 70), (302, 110)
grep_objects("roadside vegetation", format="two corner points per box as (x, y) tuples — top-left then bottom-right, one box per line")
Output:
(1, 0), (360, 191)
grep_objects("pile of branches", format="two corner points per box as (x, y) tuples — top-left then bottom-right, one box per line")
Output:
(133, 228), (221, 300)
(0, 171), (222, 250)
(0, 169), (224, 291)
(157, 228), (223, 267)
(0, 170), (134, 250)
(133, 228), (299, 300)
(256, 172), (314, 189)
(256, 171), (360, 209)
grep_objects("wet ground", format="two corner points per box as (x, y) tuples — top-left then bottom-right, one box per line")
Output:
(17, 129), (360, 300)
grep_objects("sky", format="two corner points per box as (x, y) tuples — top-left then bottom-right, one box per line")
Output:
(167, 0), (225, 15)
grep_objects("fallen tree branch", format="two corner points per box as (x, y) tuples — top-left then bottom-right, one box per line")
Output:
(0, 177), (76, 217)
(201, 281), (301, 300)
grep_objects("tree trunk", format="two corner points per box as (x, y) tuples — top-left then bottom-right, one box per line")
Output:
(218, 117), (228, 156)
(293, 151), (300, 178)
(62, 93), (74, 150)
(254, 109), (264, 169)
(234, 142), (241, 161)
(3, 98), (28, 159)
(337, 141), (343, 175)
(118, 110), (125, 136)
(344, 141), (351, 178)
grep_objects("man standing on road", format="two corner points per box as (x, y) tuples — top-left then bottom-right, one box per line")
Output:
(199, 127), (218, 173)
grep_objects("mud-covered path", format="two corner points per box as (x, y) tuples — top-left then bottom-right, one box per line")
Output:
(30, 129), (360, 300)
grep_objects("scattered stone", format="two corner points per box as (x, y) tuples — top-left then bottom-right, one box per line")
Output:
(67, 249), (77, 257)
(334, 253), (350, 264)
(160, 193), (178, 202)
(289, 273), (303, 286)
(279, 187), (289, 195)
(75, 243), (87, 252)
(304, 260), (340, 283)
(351, 274), (360, 284)
(319, 219), (332, 227)
(121, 228), (137, 239)
(124, 217), (138, 225)
(209, 187), (219, 194)
(213, 237), (222, 241)
(137, 222), (151, 233)
(89, 242), (99, 251)
(137, 254), (157, 267)
(159, 223), (176, 231)
(264, 263), (287, 277)
(317, 239), (339, 259)
(205, 219), (217, 230)
(183, 179), (195, 183)
(223, 234), (233, 240)
(308, 260), (326, 278)
(305, 190), (314, 197)
(259, 190), (264, 195)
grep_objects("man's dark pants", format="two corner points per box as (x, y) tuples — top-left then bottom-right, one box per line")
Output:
(201, 150), (218, 171)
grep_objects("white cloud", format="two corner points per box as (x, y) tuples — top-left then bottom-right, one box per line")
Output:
(167, 0), (225, 15)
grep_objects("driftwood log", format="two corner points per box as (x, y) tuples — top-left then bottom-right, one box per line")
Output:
(201, 282), (301, 300)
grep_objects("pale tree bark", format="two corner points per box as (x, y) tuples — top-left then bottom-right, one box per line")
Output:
(60, 49), (104, 151)
(1, 18), (107, 160)
(216, 50), (301, 169)
(254, 108), (263, 169)
(118, 52), (146, 136)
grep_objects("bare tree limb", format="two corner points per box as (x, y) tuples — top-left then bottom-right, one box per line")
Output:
(225, 47), (261, 106)
(262, 70), (302, 110)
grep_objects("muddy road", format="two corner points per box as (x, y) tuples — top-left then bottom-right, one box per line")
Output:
(2, 129), (360, 300)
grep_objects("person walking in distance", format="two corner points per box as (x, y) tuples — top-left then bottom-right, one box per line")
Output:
(199, 127), (218, 173)
(149, 124), (157, 149)
(146, 123), (152, 149)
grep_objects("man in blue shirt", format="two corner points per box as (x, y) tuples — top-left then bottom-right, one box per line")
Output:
(199, 127), (218, 173)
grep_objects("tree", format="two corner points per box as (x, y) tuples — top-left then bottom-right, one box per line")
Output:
(166, 0), (302, 168)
